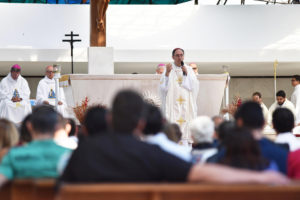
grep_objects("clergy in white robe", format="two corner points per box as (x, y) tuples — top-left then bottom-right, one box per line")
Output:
(252, 92), (269, 123)
(0, 64), (31, 124)
(291, 75), (300, 124)
(189, 63), (199, 75)
(160, 48), (199, 143)
(268, 90), (296, 125)
(156, 63), (165, 75)
(36, 65), (68, 117)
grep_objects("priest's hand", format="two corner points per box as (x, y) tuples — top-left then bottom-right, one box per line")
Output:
(43, 100), (49, 105)
(11, 97), (21, 102)
(58, 101), (63, 105)
(182, 66), (187, 76)
(165, 63), (172, 77)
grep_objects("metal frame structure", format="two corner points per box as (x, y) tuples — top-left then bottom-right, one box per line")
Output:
(214, 0), (298, 5)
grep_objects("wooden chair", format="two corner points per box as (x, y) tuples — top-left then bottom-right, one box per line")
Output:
(0, 179), (56, 200)
(57, 183), (300, 200)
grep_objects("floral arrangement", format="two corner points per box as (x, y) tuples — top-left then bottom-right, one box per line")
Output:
(73, 97), (90, 124)
(73, 97), (107, 124)
(234, 95), (242, 108)
(222, 95), (242, 116)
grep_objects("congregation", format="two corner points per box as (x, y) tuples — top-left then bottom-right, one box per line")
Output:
(0, 89), (299, 187)
(1, 64), (300, 187)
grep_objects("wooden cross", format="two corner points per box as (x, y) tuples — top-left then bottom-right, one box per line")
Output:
(62, 31), (82, 74)
(90, 0), (110, 47)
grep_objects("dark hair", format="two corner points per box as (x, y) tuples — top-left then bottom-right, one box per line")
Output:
(234, 101), (264, 129)
(143, 104), (163, 135)
(19, 114), (33, 143)
(112, 90), (145, 134)
(163, 123), (182, 143)
(31, 105), (63, 135)
(276, 90), (286, 98)
(83, 106), (107, 136)
(217, 121), (236, 143)
(220, 128), (269, 171)
(292, 75), (300, 82)
(252, 92), (262, 98)
(272, 108), (294, 133)
(172, 48), (184, 56)
(66, 118), (77, 137)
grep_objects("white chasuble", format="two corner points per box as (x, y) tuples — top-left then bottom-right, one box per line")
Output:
(36, 76), (68, 117)
(268, 99), (296, 125)
(291, 84), (300, 124)
(0, 73), (31, 123)
(160, 63), (199, 142)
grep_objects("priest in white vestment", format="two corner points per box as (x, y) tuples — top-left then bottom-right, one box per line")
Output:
(268, 90), (296, 125)
(252, 92), (269, 123)
(0, 64), (31, 124)
(36, 65), (68, 117)
(291, 75), (300, 125)
(160, 48), (199, 144)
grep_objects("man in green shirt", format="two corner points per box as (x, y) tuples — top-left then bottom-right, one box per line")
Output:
(0, 105), (71, 187)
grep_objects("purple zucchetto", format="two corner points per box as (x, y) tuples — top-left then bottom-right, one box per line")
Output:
(11, 64), (21, 70)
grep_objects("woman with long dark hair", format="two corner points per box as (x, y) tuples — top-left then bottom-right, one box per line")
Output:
(220, 127), (276, 171)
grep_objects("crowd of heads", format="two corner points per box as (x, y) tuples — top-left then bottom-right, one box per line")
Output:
(1, 85), (300, 185)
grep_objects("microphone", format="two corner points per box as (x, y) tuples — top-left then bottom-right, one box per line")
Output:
(181, 61), (186, 76)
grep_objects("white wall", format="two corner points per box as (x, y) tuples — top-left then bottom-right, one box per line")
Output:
(0, 4), (89, 49)
(1, 4), (300, 74)
(107, 5), (300, 62)
(229, 78), (294, 109)
(1, 4), (300, 52)
(108, 5), (300, 50)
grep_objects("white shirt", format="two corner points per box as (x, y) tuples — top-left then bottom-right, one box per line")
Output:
(145, 132), (192, 162)
(291, 84), (300, 124)
(192, 148), (217, 164)
(275, 132), (300, 152)
(268, 99), (296, 125)
(261, 103), (269, 123)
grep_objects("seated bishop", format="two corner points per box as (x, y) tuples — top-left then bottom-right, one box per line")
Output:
(0, 64), (32, 124)
(36, 65), (69, 117)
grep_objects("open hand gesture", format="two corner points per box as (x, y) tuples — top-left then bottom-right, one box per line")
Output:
(165, 63), (172, 77)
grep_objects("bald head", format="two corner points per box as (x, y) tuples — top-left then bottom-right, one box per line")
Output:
(189, 63), (198, 75)
(45, 66), (54, 79)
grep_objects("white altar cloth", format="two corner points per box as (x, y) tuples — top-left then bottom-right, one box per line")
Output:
(61, 74), (227, 117)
